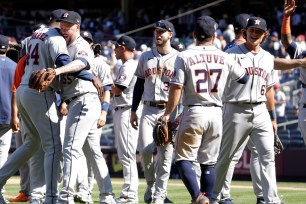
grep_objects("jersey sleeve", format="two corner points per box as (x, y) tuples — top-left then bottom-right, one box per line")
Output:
(114, 60), (137, 88)
(170, 53), (185, 86)
(11, 55), (27, 93)
(225, 54), (246, 82)
(134, 53), (145, 79)
(93, 58), (113, 86)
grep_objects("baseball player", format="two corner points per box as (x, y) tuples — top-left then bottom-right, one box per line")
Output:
(211, 17), (284, 204)
(0, 34), (17, 200)
(159, 16), (248, 204)
(130, 19), (179, 204)
(280, 0), (306, 142)
(110, 35), (139, 203)
(220, 13), (265, 204)
(56, 11), (116, 204)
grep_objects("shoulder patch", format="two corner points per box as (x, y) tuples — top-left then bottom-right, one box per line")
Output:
(118, 74), (127, 82)
(77, 50), (88, 57)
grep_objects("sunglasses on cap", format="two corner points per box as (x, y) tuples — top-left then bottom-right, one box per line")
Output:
(155, 21), (171, 32)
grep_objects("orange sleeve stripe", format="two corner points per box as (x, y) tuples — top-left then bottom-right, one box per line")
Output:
(11, 55), (27, 93)
(281, 16), (291, 34)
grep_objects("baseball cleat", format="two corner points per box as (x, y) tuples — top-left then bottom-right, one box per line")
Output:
(115, 196), (139, 203)
(192, 193), (209, 204)
(220, 198), (234, 204)
(9, 192), (30, 202)
(164, 197), (174, 203)
(256, 197), (265, 204)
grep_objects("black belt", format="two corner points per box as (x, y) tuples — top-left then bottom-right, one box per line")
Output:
(143, 101), (167, 109)
(235, 102), (263, 105)
(64, 95), (79, 105)
(301, 81), (306, 88)
(188, 104), (220, 107)
(114, 106), (130, 111)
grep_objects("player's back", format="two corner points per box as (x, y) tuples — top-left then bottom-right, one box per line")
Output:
(20, 27), (68, 86)
(173, 46), (245, 107)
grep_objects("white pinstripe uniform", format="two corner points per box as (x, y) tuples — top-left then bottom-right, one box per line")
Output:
(0, 27), (67, 204)
(212, 41), (281, 203)
(58, 33), (115, 203)
(135, 48), (179, 202)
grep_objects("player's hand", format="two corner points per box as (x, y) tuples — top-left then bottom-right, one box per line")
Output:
(284, 0), (296, 17)
(97, 110), (107, 128)
(130, 111), (138, 130)
(272, 120), (278, 135)
(92, 76), (104, 98)
(10, 116), (20, 133)
(60, 101), (68, 116)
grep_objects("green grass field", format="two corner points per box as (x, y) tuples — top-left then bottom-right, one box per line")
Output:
(4, 177), (306, 204)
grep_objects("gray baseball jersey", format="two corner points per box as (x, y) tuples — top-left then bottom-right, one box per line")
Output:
(93, 55), (113, 86)
(61, 37), (96, 100)
(171, 46), (246, 107)
(112, 59), (138, 107)
(20, 27), (68, 89)
(222, 44), (276, 102)
(135, 48), (179, 101)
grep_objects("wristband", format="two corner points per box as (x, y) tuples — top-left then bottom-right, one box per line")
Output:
(269, 110), (276, 120)
(101, 101), (110, 112)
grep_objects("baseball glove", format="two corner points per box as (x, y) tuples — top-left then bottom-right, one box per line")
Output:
(28, 68), (56, 92)
(153, 117), (173, 146)
(274, 133), (284, 155)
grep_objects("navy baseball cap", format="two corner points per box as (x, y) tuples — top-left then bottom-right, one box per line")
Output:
(111, 35), (136, 51)
(49, 9), (67, 22)
(32, 23), (47, 31)
(233, 13), (250, 31)
(171, 41), (185, 52)
(246, 17), (267, 31)
(194, 16), (218, 39)
(154, 20), (174, 32)
(58, 10), (81, 24)
(0, 34), (9, 49)
(80, 31), (93, 43)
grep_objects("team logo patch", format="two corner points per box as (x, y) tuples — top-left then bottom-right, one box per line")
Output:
(118, 74), (127, 82)
(77, 50), (88, 57)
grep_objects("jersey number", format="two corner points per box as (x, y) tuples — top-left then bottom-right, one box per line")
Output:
(195, 69), (222, 93)
(26, 43), (39, 65)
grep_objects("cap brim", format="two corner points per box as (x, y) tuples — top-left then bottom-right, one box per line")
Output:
(110, 40), (119, 46)
(56, 19), (78, 24)
(154, 26), (168, 31)
(247, 26), (266, 31)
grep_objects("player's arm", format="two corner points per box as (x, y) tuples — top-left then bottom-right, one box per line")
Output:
(111, 84), (126, 96)
(10, 55), (27, 132)
(274, 57), (306, 70)
(130, 77), (145, 130)
(281, 0), (296, 49)
(54, 54), (91, 75)
(162, 84), (183, 119)
(98, 85), (112, 128)
(266, 86), (277, 134)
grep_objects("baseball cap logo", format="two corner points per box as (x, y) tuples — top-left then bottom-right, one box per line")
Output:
(63, 13), (69, 18)
(254, 19), (261, 25)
